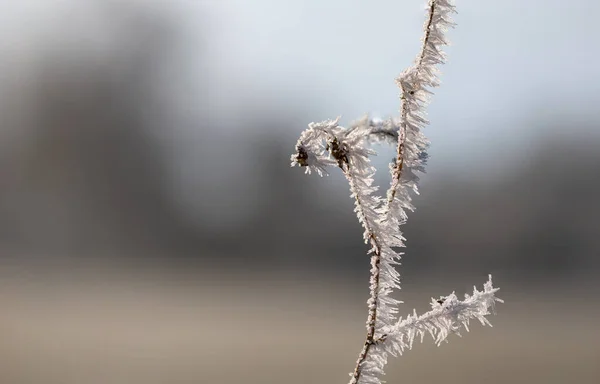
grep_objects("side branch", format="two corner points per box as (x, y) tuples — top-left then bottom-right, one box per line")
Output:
(386, 0), (456, 213)
(384, 276), (503, 356)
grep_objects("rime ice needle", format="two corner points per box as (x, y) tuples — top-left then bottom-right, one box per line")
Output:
(290, 1), (502, 384)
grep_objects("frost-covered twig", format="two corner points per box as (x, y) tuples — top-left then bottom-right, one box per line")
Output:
(290, 1), (501, 384)
(385, 276), (503, 354)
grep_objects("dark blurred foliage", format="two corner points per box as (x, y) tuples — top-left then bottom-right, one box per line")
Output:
(0, 0), (598, 289)
(0, 0), (202, 256)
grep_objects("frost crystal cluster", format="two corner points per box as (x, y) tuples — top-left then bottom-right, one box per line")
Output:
(290, 1), (502, 383)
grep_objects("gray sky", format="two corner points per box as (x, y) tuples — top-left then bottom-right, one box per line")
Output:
(203, 0), (600, 171)
(1, 0), (598, 179)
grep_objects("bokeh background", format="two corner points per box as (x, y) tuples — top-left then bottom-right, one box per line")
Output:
(0, 0), (599, 383)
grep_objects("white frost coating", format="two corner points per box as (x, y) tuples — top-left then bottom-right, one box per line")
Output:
(290, 2), (502, 384)
(386, 276), (502, 355)
(385, 276), (503, 354)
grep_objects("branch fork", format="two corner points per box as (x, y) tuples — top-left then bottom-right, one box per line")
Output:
(290, 2), (501, 383)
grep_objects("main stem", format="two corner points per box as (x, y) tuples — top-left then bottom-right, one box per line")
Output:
(334, 163), (383, 384)
(349, 2), (438, 383)
(349, 244), (381, 384)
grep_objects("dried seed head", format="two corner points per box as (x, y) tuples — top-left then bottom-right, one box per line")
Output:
(327, 137), (350, 169)
(294, 144), (309, 167)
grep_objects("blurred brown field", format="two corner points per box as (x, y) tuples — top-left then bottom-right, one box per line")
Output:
(1, 263), (598, 384)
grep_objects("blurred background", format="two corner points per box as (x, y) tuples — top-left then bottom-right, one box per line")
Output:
(0, 0), (599, 383)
